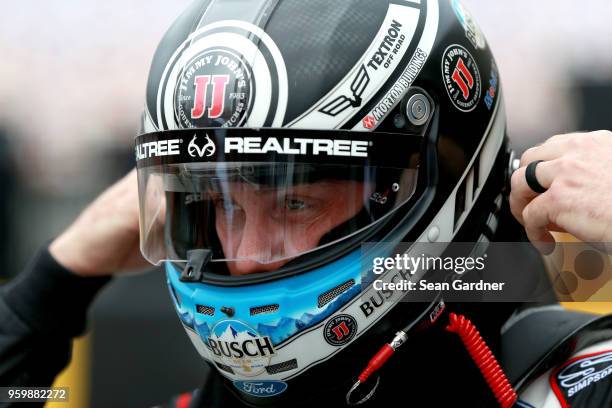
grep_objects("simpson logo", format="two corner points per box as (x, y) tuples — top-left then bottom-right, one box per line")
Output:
(233, 380), (288, 397)
(442, 44), (482, 113)
(207, 320), (275, 377)
(551, 350), (612, 407)
(188, 134), (216, 158)
(135, 139), (181, 161)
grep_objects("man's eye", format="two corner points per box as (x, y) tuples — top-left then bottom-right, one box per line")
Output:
(286, 198), (306, 211)
(215, 199), (241, 212)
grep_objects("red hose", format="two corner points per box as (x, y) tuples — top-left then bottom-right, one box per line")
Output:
(446, 313), (517, 408)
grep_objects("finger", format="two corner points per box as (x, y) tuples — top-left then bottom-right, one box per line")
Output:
(522, 193), (557, 254)
(509, 161), (557, 224)
(519, 133), (582, 167)
(509, 167), (533, 225)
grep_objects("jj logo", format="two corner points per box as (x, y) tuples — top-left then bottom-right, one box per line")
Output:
(451, 58), (474, 100)
(442, 45), (481, 112)
(331, 321), (351, 341)
(191, 74), (230, 119)
(323, 315), (357, 346)
(188, 134), (216, 158)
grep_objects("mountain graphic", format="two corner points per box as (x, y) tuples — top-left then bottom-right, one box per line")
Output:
(192, 283), (361, 346)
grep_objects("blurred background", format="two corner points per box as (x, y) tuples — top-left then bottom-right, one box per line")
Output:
(0, 0), (611, 406)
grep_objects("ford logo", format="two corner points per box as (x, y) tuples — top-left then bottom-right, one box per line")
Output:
(233, 380), (288, 397)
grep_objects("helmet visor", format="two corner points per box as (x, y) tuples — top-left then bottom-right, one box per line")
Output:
(136, 128), (422, 269)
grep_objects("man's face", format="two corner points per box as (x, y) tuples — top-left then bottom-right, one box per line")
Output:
(211, 180), (369, 276)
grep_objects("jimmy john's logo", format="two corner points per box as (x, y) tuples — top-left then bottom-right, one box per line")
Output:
(442, 44), (482, 113)
(207, 320), (275, 377)
(175, 49), (252, 128)
(135, 135), (371, 161)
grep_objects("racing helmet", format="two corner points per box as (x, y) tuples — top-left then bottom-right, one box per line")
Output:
(136, 0), (508, 405)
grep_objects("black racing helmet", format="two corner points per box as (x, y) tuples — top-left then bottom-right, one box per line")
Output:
(136, 0), (508, 406)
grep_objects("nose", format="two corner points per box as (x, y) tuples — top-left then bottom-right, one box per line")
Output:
(228, 258), (289, 276)
(228, 208), (289, 276)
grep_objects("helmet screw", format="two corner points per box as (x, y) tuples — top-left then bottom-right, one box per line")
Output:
(406, 93), (431, 126)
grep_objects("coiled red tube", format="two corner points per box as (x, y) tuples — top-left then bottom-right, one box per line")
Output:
(446, 313), (517, 408)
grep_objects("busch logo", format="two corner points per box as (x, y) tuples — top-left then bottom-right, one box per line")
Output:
(188, 134), (216, 158)
(360, 268), (413, 318)
(207, 320), (275, 377)
(176, 49), (252, 128)
(208, 336), (274, 359)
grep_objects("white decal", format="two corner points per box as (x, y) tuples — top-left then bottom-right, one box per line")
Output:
(135, 139), (181, 161)
(156, 20), (288, 130)
(224, 137), (369, 157)
(188, 134), (216, 158)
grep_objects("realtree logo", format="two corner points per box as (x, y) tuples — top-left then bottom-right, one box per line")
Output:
(188, 134), (216, 158)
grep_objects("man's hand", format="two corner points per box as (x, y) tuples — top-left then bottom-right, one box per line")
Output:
(49, 169), (150, 276)
(510, 130), (612, 252)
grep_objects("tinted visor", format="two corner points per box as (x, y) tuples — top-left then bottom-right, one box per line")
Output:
(136, 128), (422, 270)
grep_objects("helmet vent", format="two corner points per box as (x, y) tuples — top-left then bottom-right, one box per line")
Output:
(196, 304), (215, 316)
(317, 279), (355, 308)
(215, 362), (234, 374)
(250, 304), (280, 316)
(265, 359), (298, 374)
